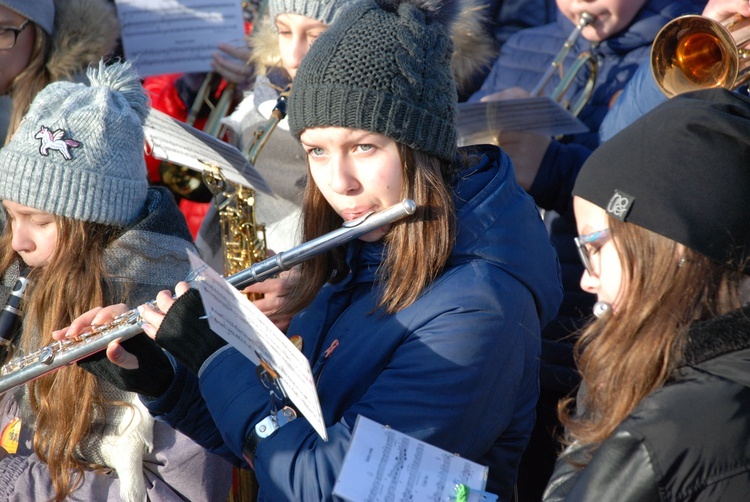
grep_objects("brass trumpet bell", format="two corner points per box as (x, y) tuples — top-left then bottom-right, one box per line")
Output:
(651, 15), (750, 97)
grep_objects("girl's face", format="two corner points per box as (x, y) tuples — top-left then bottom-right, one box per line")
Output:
(573, 196), (624, 311)
(0, 6), (35, 95)
(3, 200), (58, 268)
(301, 127), (403, 242)
(275, 13), (328, 79)
(556, 0), (648, 42)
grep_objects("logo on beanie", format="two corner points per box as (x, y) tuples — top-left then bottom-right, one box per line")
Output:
(34, 125), (81, 161)
(606, 190), (634, 221)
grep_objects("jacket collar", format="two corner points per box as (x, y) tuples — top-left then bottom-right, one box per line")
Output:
(684, 305), (750, 366)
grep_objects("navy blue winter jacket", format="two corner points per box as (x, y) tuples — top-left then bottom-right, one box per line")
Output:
(145, 145), (563, 501)
(469, 0), (704, 214)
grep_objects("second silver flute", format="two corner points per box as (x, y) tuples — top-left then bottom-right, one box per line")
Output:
(0, 199), (417, 395)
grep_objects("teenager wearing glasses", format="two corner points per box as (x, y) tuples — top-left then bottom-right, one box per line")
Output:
(0, 0), (119, 146)
(544, 87), (750, 501)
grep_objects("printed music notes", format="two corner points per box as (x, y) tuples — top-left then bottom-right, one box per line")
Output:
(333, 416), (495, 502)
(114, 0), (246, 76)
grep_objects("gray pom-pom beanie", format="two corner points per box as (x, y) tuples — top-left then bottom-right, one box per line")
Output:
(288, 0), (459, 162)
(268, 0), (351, 26)
(0, 60), (150, 226)
(0, 0), (55, 35)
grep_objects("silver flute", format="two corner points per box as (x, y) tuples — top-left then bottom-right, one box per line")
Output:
(0, 199), (417, 395)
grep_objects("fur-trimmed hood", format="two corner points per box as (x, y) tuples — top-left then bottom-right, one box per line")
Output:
(47, 0), (120, 81)
(248, 0), (496, 98)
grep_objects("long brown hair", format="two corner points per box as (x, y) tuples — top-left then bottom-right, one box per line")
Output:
(5, 24), (52, 144)
(0, 215), (123, 500)
(281, 144), (456, 315)
(559, 216), (745, 456)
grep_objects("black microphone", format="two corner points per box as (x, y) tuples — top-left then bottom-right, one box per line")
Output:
(593, 301), (612, 319)
(0, 270), (30, 364)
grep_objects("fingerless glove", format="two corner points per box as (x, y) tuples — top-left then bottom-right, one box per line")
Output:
(155, 288), (227, 374)
(79, 333), (175, 397)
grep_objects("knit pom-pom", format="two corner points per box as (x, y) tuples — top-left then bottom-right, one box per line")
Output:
(377, 0), (462, 29)
(87, 60), (150, 124)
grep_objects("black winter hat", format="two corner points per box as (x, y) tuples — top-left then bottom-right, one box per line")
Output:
(573, 88), (750, 272)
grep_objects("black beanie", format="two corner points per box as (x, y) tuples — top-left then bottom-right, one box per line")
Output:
(573, 88), (750, 273)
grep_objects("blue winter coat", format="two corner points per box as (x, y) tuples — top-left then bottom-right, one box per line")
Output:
(469, 0), (705, 214)
(145, 145), (563, 501)
(459, 0), (557, 101)
(467, 1), (705, 412)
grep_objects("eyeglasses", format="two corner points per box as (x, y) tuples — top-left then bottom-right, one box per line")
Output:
(0, 19), (30, 50)
(574, 228), (611, 277)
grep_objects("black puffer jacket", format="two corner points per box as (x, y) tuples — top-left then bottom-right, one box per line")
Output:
(543, 306), (750, 501)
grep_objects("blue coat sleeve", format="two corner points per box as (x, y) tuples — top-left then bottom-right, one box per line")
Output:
(197, 264), (543, 501)
(528, 139), (592, 215)
(196, 346), (275, 463)
(599, 60), (667, 142)
(142, 355), (242, 465)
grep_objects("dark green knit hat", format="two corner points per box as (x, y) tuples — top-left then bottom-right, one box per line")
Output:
(288, 0), (459, 162)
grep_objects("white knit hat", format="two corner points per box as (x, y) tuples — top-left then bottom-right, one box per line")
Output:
(0, 60), (150, 226)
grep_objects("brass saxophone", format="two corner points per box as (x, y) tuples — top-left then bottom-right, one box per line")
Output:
(204, 85), (292, 280)
(202, 163), (268, 280)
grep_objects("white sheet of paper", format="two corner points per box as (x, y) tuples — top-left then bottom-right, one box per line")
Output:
(143, 108), (272, 193)
(186, 250), (327, 441)
(333, 416), (492, 502)
(457, 96), (589, 142)
(114, 0), (246, 76)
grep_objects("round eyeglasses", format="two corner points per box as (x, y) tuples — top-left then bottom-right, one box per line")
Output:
(0, 19), (30, 51)
(574, 228), (611, 277)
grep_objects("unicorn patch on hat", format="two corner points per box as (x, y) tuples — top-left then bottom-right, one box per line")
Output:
(34, 125), (81, 160)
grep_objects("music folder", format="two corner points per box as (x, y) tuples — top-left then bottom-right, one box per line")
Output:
(457, 96), (589, 144)
(143, 108), (272, 194)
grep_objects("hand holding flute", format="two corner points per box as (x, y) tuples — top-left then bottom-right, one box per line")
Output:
(52, 265), (296, 392)
(54, 283), (187, 372)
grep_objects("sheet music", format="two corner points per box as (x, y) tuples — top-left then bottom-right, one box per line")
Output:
(457, 96), (589, 144)
(333, 416), (493, 502)
(186, 251), (327, 441)
(114, 0), (246, 76)
(143, 108), (272, 193)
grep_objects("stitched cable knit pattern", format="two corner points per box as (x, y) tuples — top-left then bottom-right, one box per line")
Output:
(289, 0), (458, 161)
